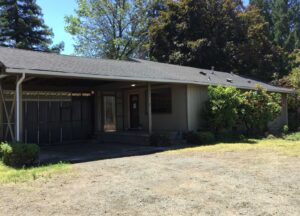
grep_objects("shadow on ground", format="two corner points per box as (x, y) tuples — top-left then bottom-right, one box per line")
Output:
(39, 139), (258, 164)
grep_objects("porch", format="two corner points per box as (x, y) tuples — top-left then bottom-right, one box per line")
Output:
(0, 75), (182, 145)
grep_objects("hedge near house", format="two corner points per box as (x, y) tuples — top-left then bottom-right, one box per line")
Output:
(0, 142), (39, 168)
(204, 85), (282, 135)
(239, 86), (282, 135)
(204, 85), (242, 132)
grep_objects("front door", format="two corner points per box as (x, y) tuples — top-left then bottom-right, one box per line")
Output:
(130, 94), (139, 129)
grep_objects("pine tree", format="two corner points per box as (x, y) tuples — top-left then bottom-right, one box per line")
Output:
(272, 0), (290, 49)
(251, 0), (300, 52)
(249, 0), (273, 30)
(0, 0), (63, 52)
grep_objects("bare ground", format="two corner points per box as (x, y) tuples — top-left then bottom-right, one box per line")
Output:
(0, 144), (299, 216)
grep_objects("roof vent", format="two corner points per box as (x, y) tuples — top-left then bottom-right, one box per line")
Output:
(200, 71), (207, 75)
(211, 66), (215, 74)
(248, 80), (251, 83)
(208, 76), (211, 81)
(230, 71), (234, 75)
(226, 78), (233, 83)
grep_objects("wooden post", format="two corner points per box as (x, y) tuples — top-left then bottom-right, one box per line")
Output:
(0, 83), (15, 142)
(147, 83), (152, 134)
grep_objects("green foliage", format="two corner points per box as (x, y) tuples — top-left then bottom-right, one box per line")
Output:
(205, 85), (242, 132)
(150, 133), (171, 146)
(266, 134), (277, 139)
(284, 131), (300, 141)
(250, 0), (300, 52)
(0, 161), (70, 184)
(183, 131), (216, 145)
(149, 0), (288, 81)
(0, 141), (4, 158)
(273, 50), (300, 130)
(65, 0), (157, 59)
(283, 124), (289, 134)
(0, 0), (63, 52)
(216, 133), (247, 143)
(239, 85), (282, 134)
(0, 143), (39, 168)
(204, 85), (282, 135)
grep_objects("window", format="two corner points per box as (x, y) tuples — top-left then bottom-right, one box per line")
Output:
(146, 88), (172, 114)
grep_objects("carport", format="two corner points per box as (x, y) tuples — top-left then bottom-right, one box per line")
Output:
(0, 48), (154, 145)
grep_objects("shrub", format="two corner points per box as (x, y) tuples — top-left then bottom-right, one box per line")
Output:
(204, 85), (242, 132)
(284, 132), (300, 141)
(183, 131), (215, 145)
(216, 133), (246, 142)
(0, 142), (6, 159)
(183, 131), (198, 144)
(266, 134), (276, 139)
(204, 85), (282, 136)
(150, 133), (171, 147)
(239, 85), (282, 135)
(282, 125), (289, 135)
(197, 132), (215, 144)
(0, 143), (39, 168)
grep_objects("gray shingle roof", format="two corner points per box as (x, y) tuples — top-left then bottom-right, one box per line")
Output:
(0, 46), (292, 93)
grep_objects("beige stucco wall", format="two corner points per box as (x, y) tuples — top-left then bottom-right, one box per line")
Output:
(186, 85), (208, 131)
(95, 84), (188, 132)
(123, 84), (188, 131)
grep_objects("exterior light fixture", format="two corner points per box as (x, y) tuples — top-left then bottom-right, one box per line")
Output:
(131, 84), (136, 87)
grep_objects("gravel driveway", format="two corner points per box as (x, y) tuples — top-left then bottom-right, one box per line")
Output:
(0, 144), (299, 216)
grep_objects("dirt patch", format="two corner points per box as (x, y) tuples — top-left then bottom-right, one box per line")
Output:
(0, 145), (299, 216)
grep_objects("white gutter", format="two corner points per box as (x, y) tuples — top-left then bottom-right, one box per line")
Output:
(16, 73), (25, 142)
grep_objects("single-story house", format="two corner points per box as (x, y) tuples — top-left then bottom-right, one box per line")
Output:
(0, 47), (292, 145)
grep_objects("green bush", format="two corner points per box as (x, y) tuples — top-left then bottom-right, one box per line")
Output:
(0, 143), (39, 168)
(266, 134), (277, 139)
(0, 142), (6, 159)
(282, 125), (289, 135)
(150, 133), (171, 147)
(216, 133), (246, 142)
(183, 131), (215, 145)
(204, 85), (242, 132)
(204, 85), (282, 135)
(284, 132), (300, 141)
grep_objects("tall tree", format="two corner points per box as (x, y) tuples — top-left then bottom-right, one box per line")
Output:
(250, 0), (300, 52)
(0, 0), (63, 52)
(149, 0), (288, 81)
(65, 0), (158, 59)
(249, 0), (273, 29)
(150, 0), (245, 70)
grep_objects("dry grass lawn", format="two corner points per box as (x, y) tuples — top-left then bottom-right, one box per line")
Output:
(0, 138), (299, 216)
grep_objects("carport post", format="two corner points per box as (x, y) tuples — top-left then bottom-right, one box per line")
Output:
(16, 73), (25, 142)
(147, 83), (152, 134)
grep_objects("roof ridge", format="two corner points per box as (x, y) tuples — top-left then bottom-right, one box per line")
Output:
(0, 46), (139, 63)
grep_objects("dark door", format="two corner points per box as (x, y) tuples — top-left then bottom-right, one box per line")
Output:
(130, 94), (139, 128)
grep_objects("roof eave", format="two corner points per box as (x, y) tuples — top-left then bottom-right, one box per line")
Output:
(5, 68), (293, 94)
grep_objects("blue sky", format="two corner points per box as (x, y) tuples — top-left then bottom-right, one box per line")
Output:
(37, 0), (77, 54)
(38, 0), (249, 55)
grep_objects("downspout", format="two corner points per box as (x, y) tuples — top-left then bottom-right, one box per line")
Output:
(16, 73), (25, 142)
